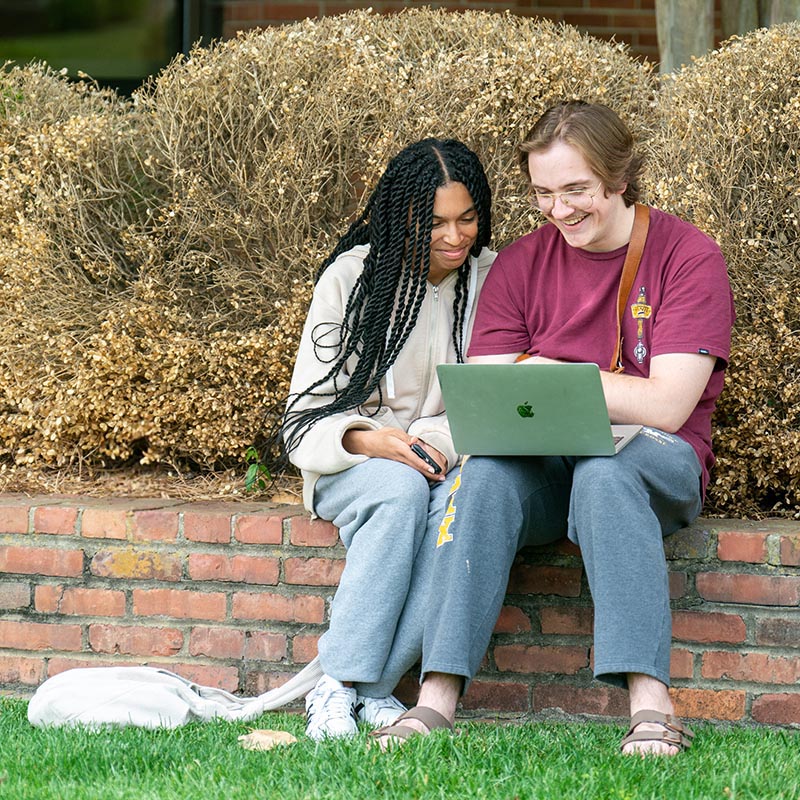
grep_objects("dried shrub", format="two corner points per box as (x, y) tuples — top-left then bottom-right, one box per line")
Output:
(645, 23), (800, 516)
(0, 9), (654, 481)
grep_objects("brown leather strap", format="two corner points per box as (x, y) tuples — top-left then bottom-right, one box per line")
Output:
(610, 203), (650, 373)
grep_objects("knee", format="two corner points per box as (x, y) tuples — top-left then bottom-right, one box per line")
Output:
(572, 457), (637, 500)
(459, 456), (523, 490)
(368, 461), (431, 510)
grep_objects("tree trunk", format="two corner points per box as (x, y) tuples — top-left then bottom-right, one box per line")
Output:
(763, 0), (800, 24)
(656, 0), (715, 72)
(721, 0), (759, 39)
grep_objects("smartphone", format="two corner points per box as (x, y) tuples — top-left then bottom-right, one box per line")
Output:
(410, 443), (442, 474)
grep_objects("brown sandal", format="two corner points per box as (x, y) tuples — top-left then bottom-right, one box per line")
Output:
(368, 706), (453, 747)
(620, 709), (694, 753)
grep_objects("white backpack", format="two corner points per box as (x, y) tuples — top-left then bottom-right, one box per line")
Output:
(27, 657), (323, 729)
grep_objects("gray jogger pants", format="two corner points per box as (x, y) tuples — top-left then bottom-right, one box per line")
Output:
(313, 458), (455, 697)
(421, 428), (703, 688)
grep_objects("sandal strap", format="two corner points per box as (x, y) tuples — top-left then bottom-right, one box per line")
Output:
(395, 707), (453, 732)
(621, 709), (694, 751)
(367, 706), (453, 741)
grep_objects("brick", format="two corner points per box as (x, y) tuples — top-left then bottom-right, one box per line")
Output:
(670, 648), (694, 679)
(40, 587), (126, 617)
(554, 539), (582, 557)
(494, 644), (588, 674)
(81, 507), (129, 540)
(751, 693), (800, 725)
(394, 672), (421, 708)
(89, 624), (183, 656)
(189, 627), (246, 659)
(244, 669), (305, 698)
(755, 616), (800, 646)
(533, 683), (628, 717)
(670, 687), (746, 721)
(780, 534), (800, 566)
(612, 11), (657, 28)
(0, 503), (29, 534)
(291, 634), (319, 663)
(161, 662), (239, 692)
(668, 571), (687, 599)
(133, 588), (226, 621)
(132, 509), (180, 542)
(702, 651), (800, 684)
(283, 557), (345, 586)
(255, 3), (318, 22)
(46, 656), (121, 676)
(717, 531), (769, 563)
(526, 539), (581, 558)
(0, 620), (82, 651)
(289, 516), (340, 547)
(0, 656), (44, 685)
(696, 573), (800, 606)
(0, 545), (83, 577)
(183, 511), (232, 543)
(244, 631), (288, 661)
(506, 565), (583, 597)
(493, 605), (532, 634)
(672, 610), (746, 643)
(34, 584), (62, 612)
(539, 606), (593, 635)
(235, 514), (283, 545)
(188, 554), (279, 584)
(33, 505), (78, 535)
(664, 527), (711, 559)
(91, 549), (182, 581)
(0, 582), (30, 609)
(232, 591), (325, 623)
(461, 680), (529, 712)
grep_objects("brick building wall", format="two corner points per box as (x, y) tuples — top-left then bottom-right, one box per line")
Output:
(2, 494), (799, 727)
(219, 0), (724, 65)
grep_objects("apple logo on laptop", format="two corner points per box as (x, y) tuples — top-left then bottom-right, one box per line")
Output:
(516, 401), (534, 419)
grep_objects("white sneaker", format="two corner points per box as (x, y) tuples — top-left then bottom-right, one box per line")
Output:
(305, 675), (358, 741)
(355, 694), (407, 727)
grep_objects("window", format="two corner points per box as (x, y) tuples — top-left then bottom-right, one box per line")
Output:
(0, 0), (222, 93)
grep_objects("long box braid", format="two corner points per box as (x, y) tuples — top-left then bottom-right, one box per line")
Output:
(281, 138), (492, 459)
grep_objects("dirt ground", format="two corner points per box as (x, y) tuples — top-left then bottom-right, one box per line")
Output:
(0, 463), (303, 505)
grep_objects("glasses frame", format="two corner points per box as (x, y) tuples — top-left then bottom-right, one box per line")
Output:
(529, 181), (605, 213)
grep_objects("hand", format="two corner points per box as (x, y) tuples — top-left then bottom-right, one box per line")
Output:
(342, 429), (447, 480)
(408, 438), (447, 481)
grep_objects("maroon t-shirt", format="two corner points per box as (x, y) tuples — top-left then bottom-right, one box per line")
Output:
(468, 207), (735, 493)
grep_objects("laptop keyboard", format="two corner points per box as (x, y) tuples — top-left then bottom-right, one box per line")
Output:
(612, 435), (623, 445)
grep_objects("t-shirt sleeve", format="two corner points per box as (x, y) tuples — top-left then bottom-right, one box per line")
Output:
(467, 251), (531, 356)
(649, 245), (734, 369)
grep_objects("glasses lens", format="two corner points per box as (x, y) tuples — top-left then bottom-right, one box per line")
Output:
(565, 191), (594, 210)
(531, 183), (601, 213)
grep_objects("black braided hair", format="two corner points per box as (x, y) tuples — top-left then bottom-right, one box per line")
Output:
(281, 138), (492, 458)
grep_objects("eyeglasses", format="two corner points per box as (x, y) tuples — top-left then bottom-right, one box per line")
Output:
(529, 182), (604, 213)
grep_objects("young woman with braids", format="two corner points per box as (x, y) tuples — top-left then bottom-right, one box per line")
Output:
(281, 138), (495, 740)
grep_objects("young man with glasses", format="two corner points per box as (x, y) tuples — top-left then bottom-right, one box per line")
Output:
(369, 101), (734, 756)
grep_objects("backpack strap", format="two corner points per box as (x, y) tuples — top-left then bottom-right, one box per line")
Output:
(610, 203), (650, 373)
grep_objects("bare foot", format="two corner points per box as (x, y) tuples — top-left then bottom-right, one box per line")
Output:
(621, 674), (692, 757)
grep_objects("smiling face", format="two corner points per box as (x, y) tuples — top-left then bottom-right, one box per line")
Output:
(427, 181), (478, 285)
(527, 141), (635, 253)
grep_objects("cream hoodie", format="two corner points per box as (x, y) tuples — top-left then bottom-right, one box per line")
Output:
(286, 244), (496, 512)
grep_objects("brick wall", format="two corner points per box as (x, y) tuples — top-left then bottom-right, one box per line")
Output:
(1, 493), (799, 726)
(219, 0), (724, 66)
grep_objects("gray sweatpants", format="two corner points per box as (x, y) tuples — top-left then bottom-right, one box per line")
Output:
(421, 428), (703, 688)
(314, 458), (455, 697)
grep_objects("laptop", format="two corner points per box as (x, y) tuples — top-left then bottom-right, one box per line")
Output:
(437, 362), (641, 456)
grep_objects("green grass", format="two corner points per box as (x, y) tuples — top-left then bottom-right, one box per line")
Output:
(1, 697), (798, 799)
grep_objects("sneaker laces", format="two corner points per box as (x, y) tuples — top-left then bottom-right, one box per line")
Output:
(310, 683), (355, 719)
